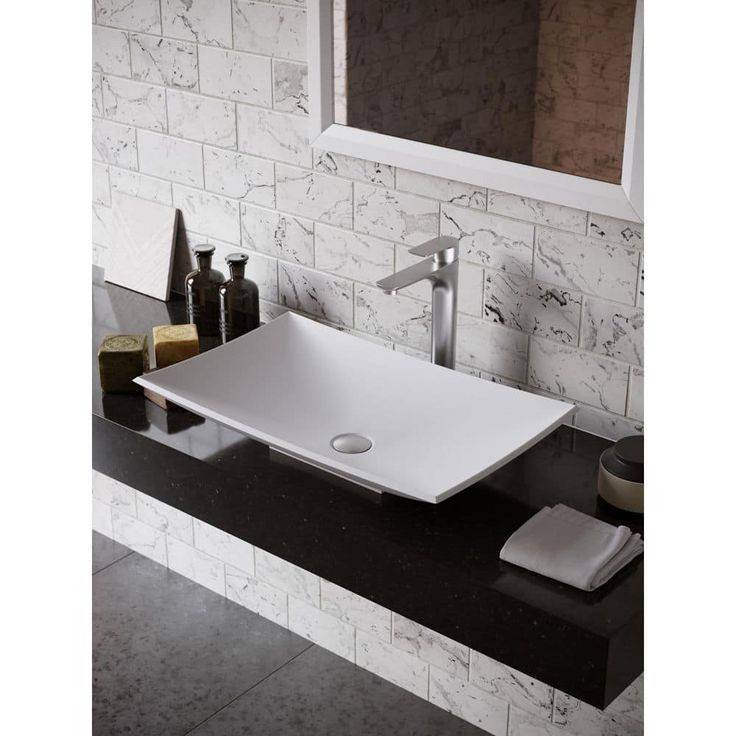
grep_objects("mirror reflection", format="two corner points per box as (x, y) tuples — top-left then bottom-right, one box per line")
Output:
(333, 0), (637, 184)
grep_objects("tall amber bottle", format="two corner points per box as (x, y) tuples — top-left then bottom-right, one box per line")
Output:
(218, 252), (260, 342)
(185, 245), (224, 338)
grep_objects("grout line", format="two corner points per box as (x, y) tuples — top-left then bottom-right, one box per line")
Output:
(92, 550), (135, 576)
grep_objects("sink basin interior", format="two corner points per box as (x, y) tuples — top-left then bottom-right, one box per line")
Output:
(135, 313), (575, 503)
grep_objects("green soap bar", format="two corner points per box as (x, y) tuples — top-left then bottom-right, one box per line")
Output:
(98, 334), (149, 394)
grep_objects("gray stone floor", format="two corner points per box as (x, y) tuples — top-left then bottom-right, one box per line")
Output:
(92, 532), (485, 736)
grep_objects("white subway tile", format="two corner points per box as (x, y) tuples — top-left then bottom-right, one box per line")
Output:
(355, 184), (439, 245)
(470, 650), (553, 721)
(581, 299), (643, 366)
(161, 0), (232, 47)
(208, 240), (279, 302)
(109, 167), (173, 204)
(487, 191), (587, 234)
(167, 89), (236, 147)
(627, 368), (643, 422)
(204, 148), (275, 206)
(102, 76), (166, 131)
(314, 151), (394, 188)
(535, 228), (639, 305)
(484, 273), (582, 345)
(92, 118), (137, 168)
(288, 597), (356, 661)
(92, 203), (113, 247)
(193, 519), (255, 574)
(92, 26), (131, 76)
(226, 564), (288, 626)
(241, 204), (313, 265)
(233, 0), (307, 61)
(92, 162), (111, 206)
(573, 405), (642, 441)
(636, 254), (644, 307)
(393, 615), (469, 680)
(508, 706), (569, 736)
(278, 262), (353, 326)
(273, 60), (308, 115)
(199, 46), (272, 106)
(396, 170), (485, 210)
(136, 493), (194, 544)
(429, 667), (509, 736)
(111, 510), (167, 565)
(355, 286), (432, 351)
(92, 499), (113, 538)
(238, 107), (311, 167)
(356, 631), (429, 699)
(254, 548), (320, 605)
(93, 73), (103, 116)
(276, 165), (352, 227)
(553, 690), (643, 736)
(315, 224), (394, 283)
(130, 34), (197, 89)
(456, 315), (529, 382)
(441, 204), (534, 277)
(528, 338), (629, 414)
(137, 130), (203, 187)
(95, 0), (161, 33)
(166, 536), (226, 596)
(588, 214), (643, 248)
(172, 184), (240, 243)
(92, 471), (136, 513)
(320, 580), (391, 641)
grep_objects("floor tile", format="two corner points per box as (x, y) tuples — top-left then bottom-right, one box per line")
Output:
(189, 644), (488, 736)
(93, 530), (133, 574)
(93, 551), (311, 736)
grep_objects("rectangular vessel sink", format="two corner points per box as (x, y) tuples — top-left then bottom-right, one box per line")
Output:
(135, 313), (575, 503)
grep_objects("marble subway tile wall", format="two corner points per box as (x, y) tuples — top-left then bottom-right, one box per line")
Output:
(91, 0), (644, 440)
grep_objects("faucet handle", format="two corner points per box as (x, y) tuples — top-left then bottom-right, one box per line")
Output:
(409, 236), (459, 264)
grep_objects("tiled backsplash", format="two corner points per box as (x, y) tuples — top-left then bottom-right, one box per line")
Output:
(91, 0), (644, 441)
(93, 471), (644, 736)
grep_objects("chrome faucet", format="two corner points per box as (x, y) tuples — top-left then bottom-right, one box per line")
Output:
(377, 236), (459, 369)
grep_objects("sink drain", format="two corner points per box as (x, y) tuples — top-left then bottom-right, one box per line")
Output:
(330, 433), (373, 454)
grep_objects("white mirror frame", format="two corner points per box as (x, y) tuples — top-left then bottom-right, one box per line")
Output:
(307, 0), (643, 223)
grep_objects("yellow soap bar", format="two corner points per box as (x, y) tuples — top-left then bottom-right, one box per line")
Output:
(152, 324), (199, 369)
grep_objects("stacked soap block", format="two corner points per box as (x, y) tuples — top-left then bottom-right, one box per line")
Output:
(144, 324), (200, 410)
(97, 335), (149, 394)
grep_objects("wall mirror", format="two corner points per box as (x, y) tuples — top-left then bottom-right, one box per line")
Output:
(308, 0), (643, 221)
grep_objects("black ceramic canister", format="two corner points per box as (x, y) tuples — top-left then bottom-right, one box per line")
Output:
(218, 252), (260, 342)
(185, 245), (224, 338)
(597, 434), (644, 513)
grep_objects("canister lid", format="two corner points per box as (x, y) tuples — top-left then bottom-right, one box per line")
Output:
(600, 434), (644, 483)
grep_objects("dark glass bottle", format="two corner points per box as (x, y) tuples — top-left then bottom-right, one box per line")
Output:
(185, 245), (224, 338)
(219, 252), (260, 342)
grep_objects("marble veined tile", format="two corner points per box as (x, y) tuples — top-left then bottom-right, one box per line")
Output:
(92, 25), (131, 76)
(508, 706), (569, 736)
(627, 368), (643, 422)
(136, 493), (194, 544)
(278, 262), (353, 326)
(588, 213), (643, 248)
(204, 147), (275, 207)
(276, 165), (353, 227)
(355, 184), (439, 245)
(93, 500), (113, 539)
(199, 46), (272, 107)
(487, 191), (587, 234)
(456, 314), (529, 382)
(102, 76), (166, 132)
(92, 470), (136, 514)
(92, 119), (137, 169)
(553, 690), (643, 736)
(355, 286), (432, 352)
(172, 184), (240, 243)
(137, 130), (203, 187)
(93, 73), (103, 116)
(320, 580), (391, 642)
(273, 60), (308, 115)
(111, 510), (166, 565)
(93, 162), (111, 206)
(314, 151), (394, 188)
(288, 597), (356, 662)
(356, 631), (430, 699)
(225, 564), (288, 626)
(208, 239), (278, 303)
(396, 170), (486, 210)
(95, 0), (161, 33)
(393, 615), (469, 680)
(470, 651), (553, 722)
(573, 405), (642, 441)
(314, 223), (394, 283)
(167, 89), (236, 148)
(535, 228), (639, 304)
(238, 106), (311, 167)
(161, 0), (232, 47)
(92, 204), (113, 248)
(581, 299), (643, 366)
(193, 519), (255, 574)
(485, 272), (582, 345)
(430, 667), (509, 735)
(254, 548), (320, 606)
(528, 338), (629, 414)
(109, 167), (173, 205)
(241, 204), (314, 265)
(130, 34), (197, 89)
(441, 203), (534, 277)
(166, 536), (226, 596)
(233, 0), (307, 61)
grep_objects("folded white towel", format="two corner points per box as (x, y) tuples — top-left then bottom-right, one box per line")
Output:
(499, 504), (643, 591)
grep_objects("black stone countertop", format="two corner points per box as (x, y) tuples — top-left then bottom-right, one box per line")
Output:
(92, 268), (643, 709)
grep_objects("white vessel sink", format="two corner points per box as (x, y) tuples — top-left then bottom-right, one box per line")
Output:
(135, 313), (575, 503)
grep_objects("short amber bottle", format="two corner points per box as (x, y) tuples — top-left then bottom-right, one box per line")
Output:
(185, 245), (224, 338)
(219, 252), (260, 342)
